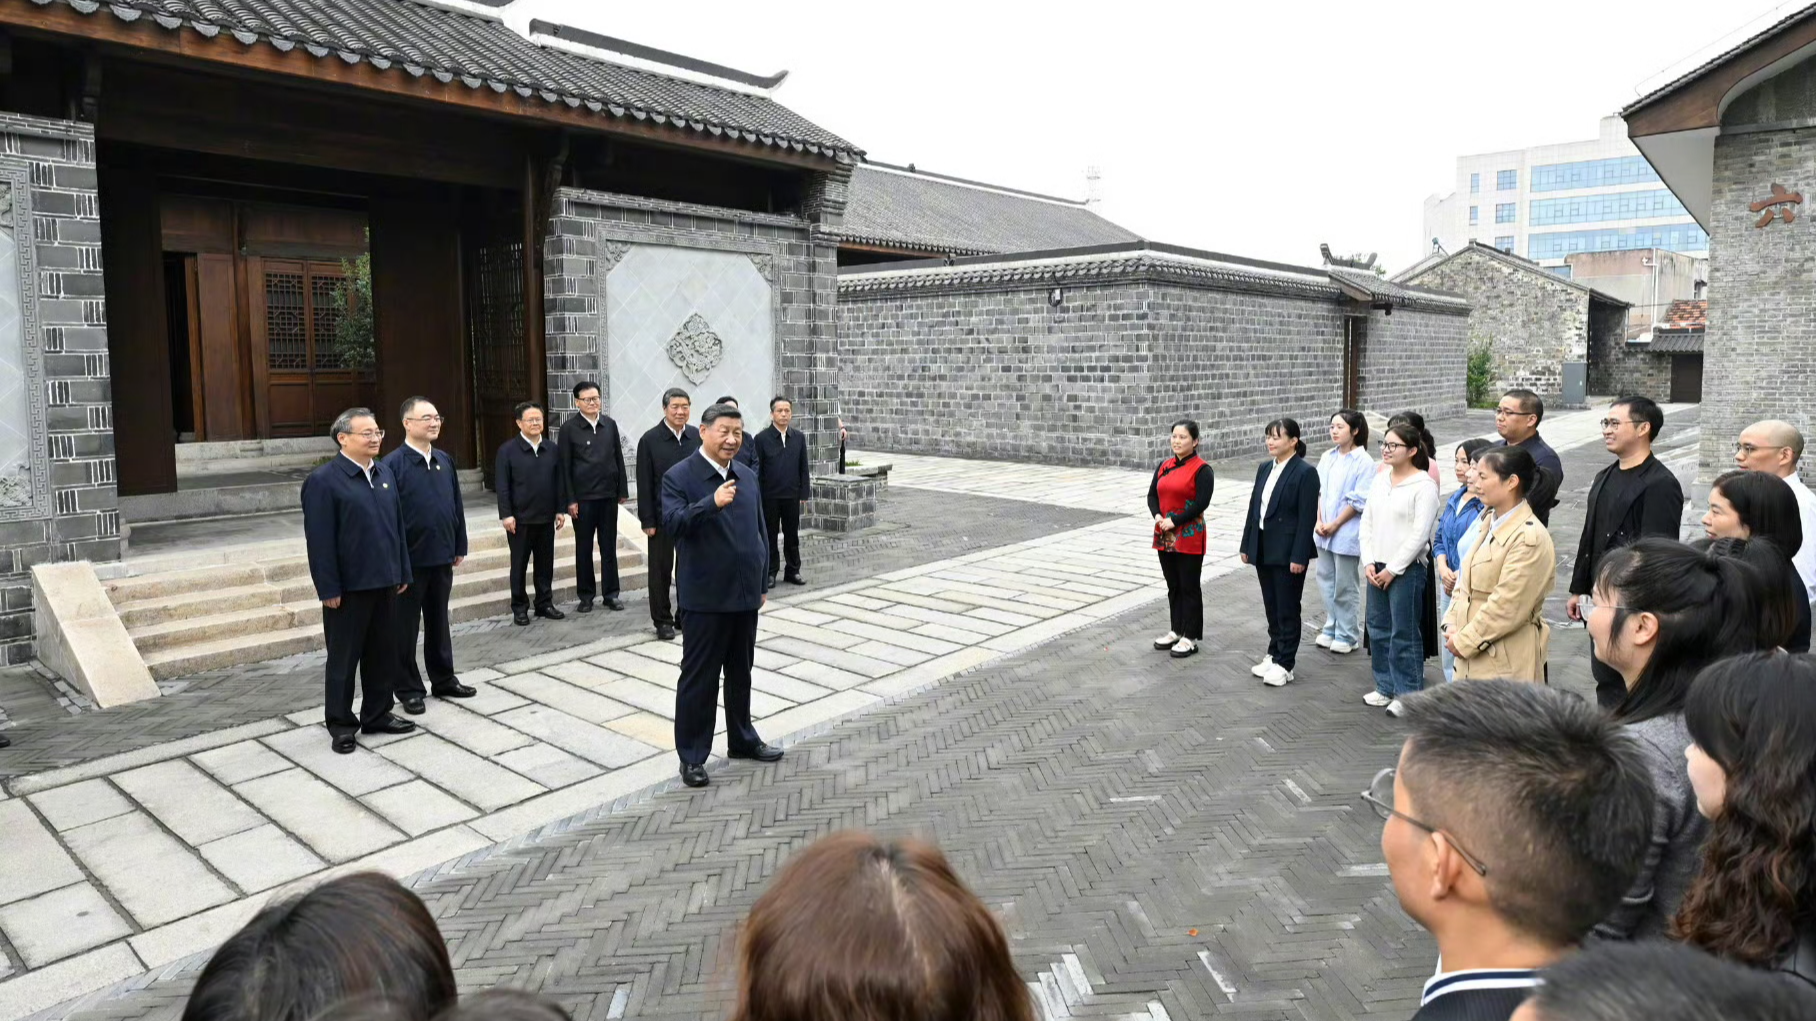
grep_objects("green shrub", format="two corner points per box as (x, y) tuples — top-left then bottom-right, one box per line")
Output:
(1466, 338), (1497, 408)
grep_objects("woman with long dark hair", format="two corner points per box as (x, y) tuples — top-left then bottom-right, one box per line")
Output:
(1314, 410), (1374, 655)
(1705, 469), (1810, 651)
(1149, 419), (1215, 658)
(1674, 652), (1816, 988)
(1358, 422), (1439, 715)
(1585, 539), (1779, 941)
(1240, 418), (1320, 687)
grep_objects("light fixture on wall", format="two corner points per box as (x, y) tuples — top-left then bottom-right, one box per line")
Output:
(1048, 285), (1064, 307)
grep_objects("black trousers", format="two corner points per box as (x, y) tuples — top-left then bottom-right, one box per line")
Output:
(1591, 647), (1627, 709)
(394, 563), (455, 696)
(1157, 551), (1204, 641)
(763, 497), (802, 577)
(508, 522), (555, 612)
(648, 530), (678, 627)
(1257, 563), (1309, 671)
(323, 586), (397, 737)
(675, 609), (763, 765)
(573, 498), (621, 601)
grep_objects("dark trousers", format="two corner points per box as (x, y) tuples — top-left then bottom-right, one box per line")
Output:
(394, 563), (455, 696)
(675, 609), (763, 765)
(508, 522), (555, 612)
(764, 497), (802, 577)
(648, 530), (678, 627)
(573, 499), (621, 601)
(1591, 648), (1627, 710)
(1257, 563), (1309, 671)
(1157, 551), (1204, 641)
(323, 586), (397, 737)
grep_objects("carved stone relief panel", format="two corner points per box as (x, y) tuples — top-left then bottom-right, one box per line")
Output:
(0, 167), (48, 521)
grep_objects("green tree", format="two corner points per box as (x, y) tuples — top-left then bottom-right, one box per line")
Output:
(330, 250), (375, 371)
(1465, 332), (1497, 408)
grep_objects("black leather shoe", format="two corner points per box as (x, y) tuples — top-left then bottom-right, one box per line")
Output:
(513, 611), (530, 626)
(729, 742), (784, 762)
(680, 763), (709, 787)
(767, 574), (779, 589)
(361, 714), (417, 736)
(536, 606), (566, 621)
(784, 574), (806, 586)
(604, 598), (625, 612)
(401, 696), (426, 715)
(331, 734), (356, 754)
(577, 599), (594, 613)
(657, 624), (677, 641)
(432, 683), (477, 699)
(1, 732), (14, 748)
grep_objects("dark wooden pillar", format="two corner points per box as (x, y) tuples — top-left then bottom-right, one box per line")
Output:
(522, 154), (546, 408)
(97, 167), (177, 496)
(369, 188), (473, 466)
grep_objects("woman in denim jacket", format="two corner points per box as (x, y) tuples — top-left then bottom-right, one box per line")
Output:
(1434, 439), (1493, 681)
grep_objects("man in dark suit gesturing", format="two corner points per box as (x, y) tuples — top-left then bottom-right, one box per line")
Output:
(496, 401), (568, 627)
(752, 395), (811, 586)
(302, 407), (418, 754)
(660, 402), (781, 788)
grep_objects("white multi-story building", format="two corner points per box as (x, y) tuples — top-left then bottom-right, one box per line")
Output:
(1420, 116), (1708, 278)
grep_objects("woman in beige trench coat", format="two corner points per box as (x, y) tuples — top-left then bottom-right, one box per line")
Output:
(1441, 446), (1556, 682)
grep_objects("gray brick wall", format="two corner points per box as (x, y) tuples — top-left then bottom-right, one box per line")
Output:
(1406, 247), (1587, 402)
(1701, 127), (1816, 482)
(0, 113), (114, 665)
(837, 260), (1468, 467)
(1588, 301), (1671, 399)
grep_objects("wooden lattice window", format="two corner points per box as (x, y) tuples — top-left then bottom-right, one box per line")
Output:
(311, 273), (346, 370)
(265, 271), (307, 371)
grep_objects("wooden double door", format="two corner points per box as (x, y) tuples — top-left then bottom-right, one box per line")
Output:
(246, 258), (370, 437)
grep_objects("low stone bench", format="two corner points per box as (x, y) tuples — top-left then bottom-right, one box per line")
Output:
(844, 462), (891, 490)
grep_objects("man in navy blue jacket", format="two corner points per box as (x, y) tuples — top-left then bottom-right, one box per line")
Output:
(302, 408), (417, 754)
(752, 395), (812, 586)
(660, 402), (780, 788)
(496, 401), (568, 627)
(381, 397), (475, 715)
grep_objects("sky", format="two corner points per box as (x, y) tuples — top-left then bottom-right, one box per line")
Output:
(510, 0), (1801, 275)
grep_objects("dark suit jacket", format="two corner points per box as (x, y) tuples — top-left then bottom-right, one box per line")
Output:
(1238, 456), (1320, 567)
(495, 436), (566, 524)
(733, 440), (759, 473)
(1410, 987), (1531, 1021)
(659, 452), (770, 613)
(557, 413), (628, 503)
(1569, 454), (1684, 595)
(636, 422), (702, 529)
(301, 454), (412, 601)
(380, 444), (468, 568)
(753, 426), (812, 500)
(1493, 434), (1564, 526)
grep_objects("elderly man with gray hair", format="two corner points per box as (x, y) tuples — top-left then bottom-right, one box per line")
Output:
(1735, 419), (1816, 605)
(301, 407), (418, 754)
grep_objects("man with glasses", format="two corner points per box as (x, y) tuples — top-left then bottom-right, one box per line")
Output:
(382, 397), (475, 714)
(559, 381), (628, 614)
(1566, 396), (1684, 708)
(497, 401), (568, 627)
(1366, 682), (1654, 1021)
(637, 388), (701, 640)
(1734, 419), (1816, 607)
(303, 407), (417, 753)
(1490, 389), (1562, 526)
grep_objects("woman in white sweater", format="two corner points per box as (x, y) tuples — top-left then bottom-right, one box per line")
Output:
(1359, 422), (1441, 716)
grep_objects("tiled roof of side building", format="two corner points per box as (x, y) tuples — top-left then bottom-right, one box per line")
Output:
(843, 162), (1143, 256)
(1622, 2), (1816, 115)
(1659, 298), (1708, 331)
(1395, 242), (1631, 307)
(41, 0), (860, 161)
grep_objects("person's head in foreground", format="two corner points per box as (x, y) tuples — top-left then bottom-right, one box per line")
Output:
(1372, 683), (1655, 968)
(1673, 652), (1816, 977)
(434, 990), (573, 1021)
(731, 831), (1034, 1021)
(181, 872), (456, 1021)
(1509, 940), (1816, 1021)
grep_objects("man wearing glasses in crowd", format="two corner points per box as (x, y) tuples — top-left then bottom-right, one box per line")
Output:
(1366, 682), (1653, 1021)
(560, 381), (629, 615)
(1489, 388), (1563, 526)
(382, 397), (476, 714)
(1733, 419), (1816, 610)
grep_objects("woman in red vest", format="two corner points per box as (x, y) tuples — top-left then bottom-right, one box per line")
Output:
(1149, 419), (1215, 658)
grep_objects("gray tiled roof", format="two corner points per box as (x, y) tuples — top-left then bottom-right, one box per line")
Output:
(1622, 3), (1816, 116)
(1397, 242), (1631, 307)
(843, 163), (1142, 255)
(1646, 332), (1704, 354)
(43, 0), (859, 161)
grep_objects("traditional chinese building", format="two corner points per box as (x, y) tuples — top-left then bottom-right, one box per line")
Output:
(1622, 1), (1816, 478)
(0, 0), (861, 662)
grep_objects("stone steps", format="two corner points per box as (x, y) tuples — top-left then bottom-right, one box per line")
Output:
(109, 514), (647, 680)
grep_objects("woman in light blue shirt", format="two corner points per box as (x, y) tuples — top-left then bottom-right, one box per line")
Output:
(1314, 410), (1374, 654)
(1434, 439), (1493, 682)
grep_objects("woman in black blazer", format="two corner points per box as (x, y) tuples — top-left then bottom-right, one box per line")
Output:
(1238, 418), (1321, 688)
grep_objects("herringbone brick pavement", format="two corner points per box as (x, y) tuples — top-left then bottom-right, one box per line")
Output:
(0, 488), (1114, 778)
(51, 570), (1444, 1021)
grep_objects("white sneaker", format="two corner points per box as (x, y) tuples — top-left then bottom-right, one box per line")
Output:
(1329, 640), (1356, 655)
(1170, 637), (1198, 658)
(1250, 655), (1275, 677)
(1262, 663), (1294, 687)
(1314, 633), (1333, 649)
(1386, 699), (1407, 718)
(1153, 630), (1179, 650)
(1363, 691), (1392, 708)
